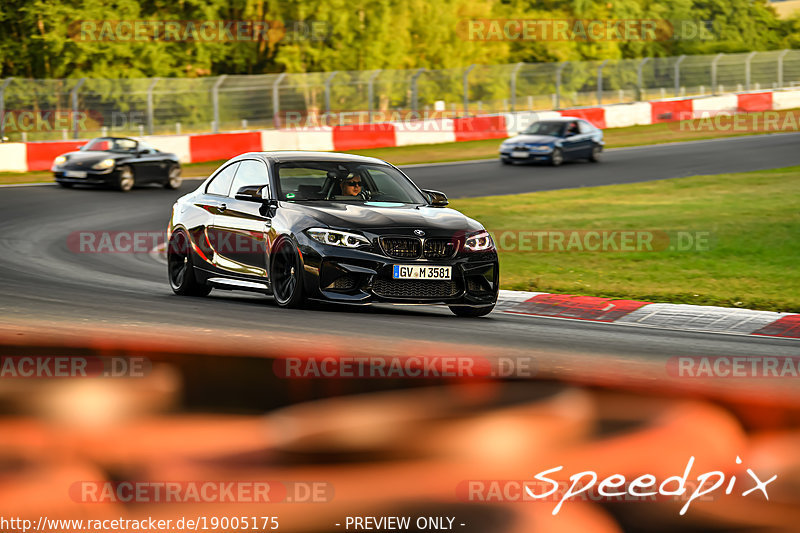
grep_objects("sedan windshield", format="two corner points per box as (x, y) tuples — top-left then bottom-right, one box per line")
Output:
(82, 137), (138, 153)
(522, 121), (566, 136)
(275, 162), (428, 204)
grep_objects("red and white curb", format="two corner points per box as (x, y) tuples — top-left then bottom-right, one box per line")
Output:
(497, 290), (800, 339)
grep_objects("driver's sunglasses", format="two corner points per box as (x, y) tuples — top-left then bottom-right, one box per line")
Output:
(345, 180), (362, 187)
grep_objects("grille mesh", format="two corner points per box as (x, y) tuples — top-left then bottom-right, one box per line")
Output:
(372, 279), (459, 299)
(423, 238), (456, 259)
(381, 238), (421, 259)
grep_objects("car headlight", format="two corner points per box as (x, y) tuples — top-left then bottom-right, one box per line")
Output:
(307, 228), (370, 248)
(53, 156), (67, 166)
(92, 158), (115, 170)
(464, 230), (494, 252)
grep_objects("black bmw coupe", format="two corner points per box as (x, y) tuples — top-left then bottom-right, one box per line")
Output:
(167, 151), (499, 316)
(52, 136), (182, 191)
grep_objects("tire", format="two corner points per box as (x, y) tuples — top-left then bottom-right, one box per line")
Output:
(550, 148), (564, 167)
(589, 144), (602, 162)
(116, 165), (135, 192)
(167, 230), (212, 296)
(164, 164), (183, 189)
(270, 237), (305, 308)
(57, 181), (74, 188)
(449, 304), (495, 318)
(501, 158), (512, 165)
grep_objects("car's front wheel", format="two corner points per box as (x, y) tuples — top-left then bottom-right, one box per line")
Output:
(588, 143), (602, 162)
(271, 237), (305, 308)
(57, 181), (74, 188)
(550, 148), (564, 167)
(501, 158), (512, 165)
(117, 165), (135, 192)
(449, 304), (495, 318)
(168, 230), (212, 296)
(164, 164), (182, 189)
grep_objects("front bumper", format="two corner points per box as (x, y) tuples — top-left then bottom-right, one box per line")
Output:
(500, 147), (554, 162)
(53, 166), (117, 185)
(298, 236), (499, 307)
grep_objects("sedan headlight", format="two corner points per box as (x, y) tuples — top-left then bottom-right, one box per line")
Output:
(92, 158), (115, 170)
(307, 228), (370, 248)
(464, 230), (494, 252)
(53, 155), (67, 166)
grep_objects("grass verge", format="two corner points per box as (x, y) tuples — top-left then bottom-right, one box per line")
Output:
(2, 109), (798, 185)
(450, 166), (800, 312)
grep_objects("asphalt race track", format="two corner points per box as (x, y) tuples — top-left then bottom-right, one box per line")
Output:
(2, 134), (799, 379)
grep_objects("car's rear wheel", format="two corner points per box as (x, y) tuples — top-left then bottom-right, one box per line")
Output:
(271, 237), (305, 308)
(449, 304), (495, 318)
(117, 165), (134, 192)
(168, 230), (211, 296)
(589, 144), (602, 162)
(550, 148), (564, 167)
(164, 164), (182, 189)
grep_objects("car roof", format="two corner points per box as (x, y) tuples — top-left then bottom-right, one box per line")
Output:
(540, 116), (584, 122)
(236, 151), (388, 165)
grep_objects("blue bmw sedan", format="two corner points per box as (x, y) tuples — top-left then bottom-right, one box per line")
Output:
(499, 116), (604, 166)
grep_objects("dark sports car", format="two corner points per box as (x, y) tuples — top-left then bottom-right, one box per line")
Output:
(167, 151), (499, 316)
(499, 116), (604, 166)
(52, 136), (182, 191)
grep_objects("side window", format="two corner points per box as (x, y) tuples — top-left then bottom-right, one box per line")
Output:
(579, 121), (594, 133)
(206, 162), (240, 196)
(229, 159), (270, 197)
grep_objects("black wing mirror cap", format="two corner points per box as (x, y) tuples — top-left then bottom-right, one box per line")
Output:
(235, 184), (270, 202)
(422, 189), (449, 207)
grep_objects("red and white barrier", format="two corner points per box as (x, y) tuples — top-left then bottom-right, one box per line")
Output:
(4, 88), (800, 173)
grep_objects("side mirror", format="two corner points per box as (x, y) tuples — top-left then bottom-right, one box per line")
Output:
(423, 189), (448, 207)
(235, 184), (270, 202)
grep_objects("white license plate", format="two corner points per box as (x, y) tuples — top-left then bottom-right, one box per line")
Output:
(64, 170), (87, 178)
(393, 265), (452, 280)
(511, 150), (529, 158)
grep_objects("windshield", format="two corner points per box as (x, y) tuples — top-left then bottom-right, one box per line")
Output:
(275, 162), (428, 204)
(82, 137), (138, 153)
(522, 121), (566, 137)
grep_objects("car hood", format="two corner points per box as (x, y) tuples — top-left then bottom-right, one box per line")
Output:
(504, 134), (558, 144)
(286, 201), (484, 233)
(59, 151), (129, 164)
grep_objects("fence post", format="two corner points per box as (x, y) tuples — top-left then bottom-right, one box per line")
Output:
(410, 68), (426, 113)
(745, 51), (757, 91)
(597, 60), (609, 106)
(0, 78), (13, 142)
(711, 53), (724, 95)
(367, 69), (381, 122)
(70, 78), (86, 140)
(146, 77), (159, 136)
(636, 57), (650, 101)
(272, 73), (287, 128)
(463, 64), (476, 115)
(673, 55), (686, 97)
(211, 75), (227, 134)
(777, 49), (789, 88)
(555, 62), (568, 109)
(324, 71), (338, 116)
(510, 62), (524, 112)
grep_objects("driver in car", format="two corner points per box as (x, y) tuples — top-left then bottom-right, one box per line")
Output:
(339, 173), (363, 196)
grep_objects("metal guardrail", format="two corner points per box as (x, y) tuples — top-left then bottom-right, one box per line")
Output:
(2, 49), (800, 141)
